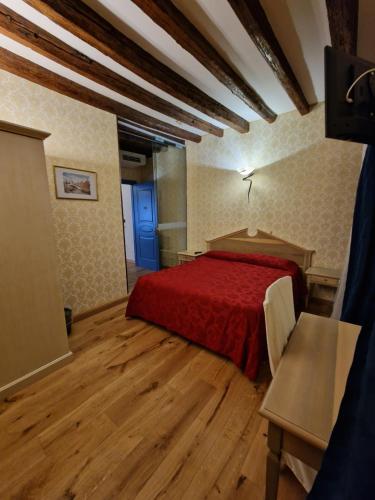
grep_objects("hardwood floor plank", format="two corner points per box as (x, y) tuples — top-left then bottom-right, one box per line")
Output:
(0, 327), (157, 454)
(5, 459), (55, 499)
(7, 421), (141, 499)
(105, 327), (171, 372)
(133, 367), (237, 499)
(126, 261), (154, 292)
(51, 430), (144, 499)
(239, 416), (268, 488)
(90, 380), (216, 499)
(34, 338), (187, 452)
(153, 372), (250, 499)
(0, 363), (111, 454)
(0, 363), (73, 414)
(105, 343), (199, 427)
(206, 413), (266, 499)
(0, 304), (305, 500)
(0, 437), (46, 497)
(36, 415), (115, 498)
(169, 349), (232, 390)
(38, 412), (115, 458)
(180, 375), (262, 499)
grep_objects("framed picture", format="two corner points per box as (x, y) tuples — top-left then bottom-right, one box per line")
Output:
(54, 166), (98, 201)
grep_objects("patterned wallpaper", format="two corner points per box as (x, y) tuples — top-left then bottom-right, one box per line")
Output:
(0, 66), (362, 311)
(187, 103), (362, 271)
(0, 70), (126, 314)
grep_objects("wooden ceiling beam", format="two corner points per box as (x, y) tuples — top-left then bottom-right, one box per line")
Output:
(326, 0), (358, 55)
(118, 134), (156, 156)
(0, 47), (201, 143)
(131, 0), (277, 123)
(25, 0), (250, 133)
(0, 3), (222, 138)
(228, 0), (309, 115)
(119, 131), (172, 152)
(118, 118), (185, 145)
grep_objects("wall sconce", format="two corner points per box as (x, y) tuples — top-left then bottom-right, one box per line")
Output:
(237, 167), (255, 202)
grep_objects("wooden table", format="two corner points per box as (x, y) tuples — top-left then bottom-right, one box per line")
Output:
(259, 313), (361, 499)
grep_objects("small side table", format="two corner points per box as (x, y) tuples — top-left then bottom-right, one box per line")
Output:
(177, 250), (203, 264)
(305, 266), (341, 307)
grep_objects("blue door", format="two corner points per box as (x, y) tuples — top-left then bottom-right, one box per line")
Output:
(132, 182), (160, 271)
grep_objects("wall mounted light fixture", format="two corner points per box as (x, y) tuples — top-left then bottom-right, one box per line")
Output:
(237, 167), (255, 202)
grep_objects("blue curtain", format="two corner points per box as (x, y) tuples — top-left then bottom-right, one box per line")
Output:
(341, 145), (375, 326)
(308, 146), (375, 498)
(308, 322), (375, 499)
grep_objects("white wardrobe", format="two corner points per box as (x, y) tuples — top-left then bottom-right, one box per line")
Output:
(0, 121), (71, 399)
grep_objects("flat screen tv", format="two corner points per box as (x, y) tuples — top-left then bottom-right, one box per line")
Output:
(325, 46), (375, 145)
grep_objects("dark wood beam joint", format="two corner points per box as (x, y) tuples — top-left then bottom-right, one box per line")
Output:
(0, 3), (222, 137)
(0, 47), (201, 142)
(25, 0), (249, 133)
(228, 0), (309, 116)
(326, 0), (358, 55)
(131, 0), (276, 123)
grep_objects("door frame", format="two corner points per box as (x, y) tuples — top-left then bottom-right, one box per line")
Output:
(119, 180), (134, 294)
(119, 180), (137, 294)
(121, 182), (137, 265)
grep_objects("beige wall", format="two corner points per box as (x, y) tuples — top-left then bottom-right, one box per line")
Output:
(121, 165), (142, 183)
(187, 103), (362, 270)
(0, 69), (126, 314)
(120, 156), (154, 183)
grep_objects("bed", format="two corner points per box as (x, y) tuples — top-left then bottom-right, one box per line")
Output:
(126, 229), (314, 380)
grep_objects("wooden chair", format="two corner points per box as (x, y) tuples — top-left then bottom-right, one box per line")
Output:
(263, 277), (316, 492)
(263, 276), (295, 375)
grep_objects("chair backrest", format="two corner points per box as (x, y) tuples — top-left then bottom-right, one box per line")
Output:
(263, 276), (296, 376)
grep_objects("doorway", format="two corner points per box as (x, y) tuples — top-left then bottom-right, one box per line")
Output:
(117, 120), (187, 293)
(118, 128), (157, 293)
(121, 181), (156, 293)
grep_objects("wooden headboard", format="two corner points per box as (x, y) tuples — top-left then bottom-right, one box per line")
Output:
(206, 229), (314, 272)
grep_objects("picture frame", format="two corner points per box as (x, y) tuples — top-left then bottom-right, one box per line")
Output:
(54, 166), (98, 201)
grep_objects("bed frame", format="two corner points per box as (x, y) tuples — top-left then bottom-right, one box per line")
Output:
(206, 229), (314, 272)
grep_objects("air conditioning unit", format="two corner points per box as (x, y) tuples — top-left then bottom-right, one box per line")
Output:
(120, 150), (146, 168)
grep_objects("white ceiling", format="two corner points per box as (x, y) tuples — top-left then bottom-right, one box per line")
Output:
(0, 0), (374, 137)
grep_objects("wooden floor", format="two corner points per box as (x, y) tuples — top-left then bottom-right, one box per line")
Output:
(127, 260), (154, 292)
(0, 303), (306, 499)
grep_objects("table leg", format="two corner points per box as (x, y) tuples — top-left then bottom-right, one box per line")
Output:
(265, 422), (283, 500)
(306, 281), (312, 309)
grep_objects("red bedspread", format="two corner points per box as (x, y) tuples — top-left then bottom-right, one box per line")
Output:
(126, 251), (305, 380)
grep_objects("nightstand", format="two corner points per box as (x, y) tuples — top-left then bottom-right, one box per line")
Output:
(177, 250), (203, 264)
(305, 266), (341, 306)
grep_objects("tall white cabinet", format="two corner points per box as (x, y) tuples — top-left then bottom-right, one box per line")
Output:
(0, 121), (71, 399)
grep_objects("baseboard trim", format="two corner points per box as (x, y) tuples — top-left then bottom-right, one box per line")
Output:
(0, 351), (73, 400)
(73, 296), (129, 323)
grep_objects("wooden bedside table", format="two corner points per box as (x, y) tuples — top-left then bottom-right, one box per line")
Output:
(305, 266), (341, 307)
(177, 250), (203, 264)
